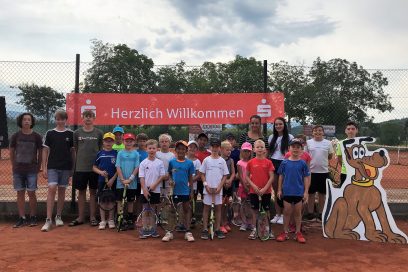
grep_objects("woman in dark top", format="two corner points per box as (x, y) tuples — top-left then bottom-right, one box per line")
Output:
(238, 115), (269, 157)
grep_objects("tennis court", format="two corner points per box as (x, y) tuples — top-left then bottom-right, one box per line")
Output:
(1, 220), (407, 271)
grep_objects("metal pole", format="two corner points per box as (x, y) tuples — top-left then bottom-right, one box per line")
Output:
(263, 60), (268, 137)
(71, 54), (80, 212)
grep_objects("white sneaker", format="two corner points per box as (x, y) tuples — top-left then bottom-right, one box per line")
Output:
(108, 220), (115, 229)
(270, 215), (280, 224)
(98, 221), (107, 230)
(162, 231), (174, 242)
(277, 216), (284, 225)
(239, 224), (247, 231)
(185, 232), (195, 242)
(41, 219), (52, 232)
(55, 215), (64, 227)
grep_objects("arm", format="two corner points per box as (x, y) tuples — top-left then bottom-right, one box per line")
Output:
(303, 175), (311, 203)
(10, 147), (15, 172)
(140, 177), (150, 200)
(201, 172), (211, 194)
(150, 175), (164, 191)
(189, 174), (194, 198)
(36, 144), (43, 172)
(237, 165), (249, 192)
(116, 166), (128, 185)
(107, 172), (117, 188)
(70, 147), (76, 176)
(216, 175), (227, 194)
(260, 170), (274, 196)
(246, 167), (259, 194)
(225, 161), (235, 188)
(277, 175), (283, 200)
(42, 147), (49, 179)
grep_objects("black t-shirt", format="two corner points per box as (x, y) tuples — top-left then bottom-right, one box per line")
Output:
(43, 128), (74, 170)
(10, 131), (43, 173)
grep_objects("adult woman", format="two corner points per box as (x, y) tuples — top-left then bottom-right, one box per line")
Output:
(238, 115), (269, 156)
(268, 117), (293, 225)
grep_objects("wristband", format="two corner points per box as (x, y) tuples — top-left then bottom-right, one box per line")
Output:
(203, 181), (208, 186)
(129, 174), (135, 181)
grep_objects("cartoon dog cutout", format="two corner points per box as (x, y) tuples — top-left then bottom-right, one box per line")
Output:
(323, 137), (407, 244)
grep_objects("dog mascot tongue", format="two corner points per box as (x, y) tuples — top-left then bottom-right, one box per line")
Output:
(323, 137), (407, 244)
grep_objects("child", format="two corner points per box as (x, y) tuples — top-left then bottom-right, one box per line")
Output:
(112, 126), (125, 151)
(186, 140), (202, 227)
(93, 132), (118, 230)
(336, 121), (359, 187)
(116, 133), (140, 231)
(195, 133), (211, 200)
(226, 133), (240, 199)
(306, 126), (334, 221)
(156, 133), (175, 195)
(139, 139), (166, 238)
(164, 141), (195, 242)
(220, 140), (235, 234)
(246, 140), (275, 240)
(276, 139), (310, 243)
(135, 133), (148, 217)
(10, 112), (43, 228)
(199, 138), (229, 240)
(236, 142), (252, 231)
(41, 110), (75, 231)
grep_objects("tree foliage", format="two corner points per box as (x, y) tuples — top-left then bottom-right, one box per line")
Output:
(17, 83), (65, 130)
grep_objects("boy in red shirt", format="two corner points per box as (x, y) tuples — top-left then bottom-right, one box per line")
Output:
(246, 139), (275, 240)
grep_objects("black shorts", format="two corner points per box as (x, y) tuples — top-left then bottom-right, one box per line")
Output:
(116, 188), (137, 202)
(233, 178), (240, 191)
(223, 186), (233, 197)
(73, 172), (98, 191)
(142, 192), (161, 205)
(173, 195), (190, 204)
(135, 181), (141, 196)
(309, 173), (328, 194)
(283, 196), (303, 205)
(249, 193), (271, 211)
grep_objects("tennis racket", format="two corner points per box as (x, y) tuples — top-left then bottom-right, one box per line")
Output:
(241, 198), (253, 229)
(256, 195), (270, 241)
(328, 162), (340, 188)
(158, 185), (178, 233)
(98, 177), (116, 212)
(117, 184), (128, 232)
(229, 194), (242, 227)
(136, 196), (157, 237)
(209, 190), (216, 240)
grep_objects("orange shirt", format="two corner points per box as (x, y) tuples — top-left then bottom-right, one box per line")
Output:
(246, 157), (274, 194)
(196, 150), (211, 163)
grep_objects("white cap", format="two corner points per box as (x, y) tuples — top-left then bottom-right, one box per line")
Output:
(187, 140), (199, 147)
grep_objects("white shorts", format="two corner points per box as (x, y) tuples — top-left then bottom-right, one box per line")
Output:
(203, 193), (222, 205)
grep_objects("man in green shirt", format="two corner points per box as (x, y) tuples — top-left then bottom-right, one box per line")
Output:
(336, 121), (359, 187)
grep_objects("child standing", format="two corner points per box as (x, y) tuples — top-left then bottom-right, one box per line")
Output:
(236, 142), (252, 231)
(93, 132), (118, 230)
(135, 133), (148, 218)
(41, 110), (75, 231)
(246, 140), (274, 240)
(116, 133), (140, 231)
(156, 133), (175, 195)
(139, 139), (166, 238)
(112, 126), (125, 151)
(306, 126), (334, 221)
(186, 140), (201, 227)
(220, 140), (235, 234)
(164, 141), (195, 242)
(336, 121), (359, 187)
(195, 133), (211, 200)
(276, 139), (310, 243)
(199, 138), (229, 240)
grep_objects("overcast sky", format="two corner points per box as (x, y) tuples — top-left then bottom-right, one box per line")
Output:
(1, 0), (407, 68)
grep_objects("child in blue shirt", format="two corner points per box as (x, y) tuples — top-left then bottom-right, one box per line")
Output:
(116, 133), (140, 231)
(276, 138), (310, 243)
(93, 132), (118, 230)
(162, 141), (195, 242)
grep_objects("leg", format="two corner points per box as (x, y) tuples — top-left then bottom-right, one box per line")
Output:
(283, 201), (293, 233)
(17, 190), (26, 217)
(46, 185), (57, 219)
(318, 193), (326, 214)
(89, 189), (97, 221)
(183, 201), (191, 230)
(293, 201), (303, 233)
(308, 193), (315, 214)
(215, 204), (222, 231)
(27, 190), (37, 217)
(77, 189), (86, 222)
(100, 208), (106, 222)
(56, 186), (66, 216)
(202, 205), (210, 230)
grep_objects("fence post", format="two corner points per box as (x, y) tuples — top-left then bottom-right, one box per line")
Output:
(263, 60), (268, 137)
(71, 54), (80, 212)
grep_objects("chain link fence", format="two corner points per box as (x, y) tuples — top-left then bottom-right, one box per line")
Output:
(0, 60), (407, 209)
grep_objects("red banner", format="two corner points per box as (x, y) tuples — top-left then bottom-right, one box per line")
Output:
(66, 93), (284, 125)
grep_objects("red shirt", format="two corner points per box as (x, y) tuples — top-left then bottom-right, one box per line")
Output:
(196, 150), (211, 163)
(246, 157), (274, 194)
(284, 151), (312, 164)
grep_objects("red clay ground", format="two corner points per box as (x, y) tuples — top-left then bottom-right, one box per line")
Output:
(0, 221), (407, 272)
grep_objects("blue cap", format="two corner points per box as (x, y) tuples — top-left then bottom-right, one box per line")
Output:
(112, 126), (124, 134)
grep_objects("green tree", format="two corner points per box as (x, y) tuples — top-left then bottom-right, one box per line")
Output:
(156, 61), (188, 94)
(83, 40), (156, 93)
(380, 122), (403, 146)
(307, 58), (393, 130)
(17, 84), (65, 130)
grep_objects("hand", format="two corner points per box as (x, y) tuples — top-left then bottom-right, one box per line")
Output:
(143, 190), (150, 201)
(107, 178), (114, 188)
(277, 190), (282, 200)
(42, 169), (48, 179)
(215, 187), (222, 195)
(123, 179), (131, 185)
(205, 186), (211, 194)
(259, 187), (266, 196)
(101, 170), (108, 177)
(253, 186), (260, 195)
(303, 193), (309, 204)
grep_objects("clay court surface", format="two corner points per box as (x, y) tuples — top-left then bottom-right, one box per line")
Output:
(0, 220), (407, 272)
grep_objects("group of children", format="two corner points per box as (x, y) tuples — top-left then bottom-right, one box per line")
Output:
(10, 110), (357, 244)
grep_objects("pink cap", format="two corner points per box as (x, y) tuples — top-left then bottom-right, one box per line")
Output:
(241, 142), (252, 151)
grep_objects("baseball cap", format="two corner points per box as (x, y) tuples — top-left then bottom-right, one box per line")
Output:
(226, 133), (235, 140)
(241, 142), (252, 151)
(175, 140), (188, 148)
(210, 138), (221, 146)
(123, 133), (136, 140)
(187, 140), (199, 148)
(112, 126), (124, 134)
(103, 132), (115, 141)
(289, 138), (303, 147)
(197, 133), (208, 140)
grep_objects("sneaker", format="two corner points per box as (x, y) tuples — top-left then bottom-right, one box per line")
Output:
(239, 224), (247, 231)
(41, 219), (52, 232)
(126, 219), (134, 230)
(276, 232), (289, 242)
(185, 232), (195, 242)
(119, 221), (128, 231)
(270, 215), (280, 224)
(276, 216), (284, 225)
(139, 232), (148, 239)
(220, 226), (228, 234)
(13, 217), (27, 228)
(295, 232), (306, 243)
(108, 220), (115, 229)
(151, 230), (160, 238)
(247, 224), (254, 231)
(201, 229), (209, 240)
(140, 229), (151, 238)
(55, 215), (64, 227)
(224, 224), (231, 232)
(162, 231), (174, 242)
(215, 230), (226, 239)
(248, 229), (257, 240)
(98, 221), (107, 230)
(175, 224), (187, 232)
(29, 216), (38, 227)
(269, 231), (275, 240)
